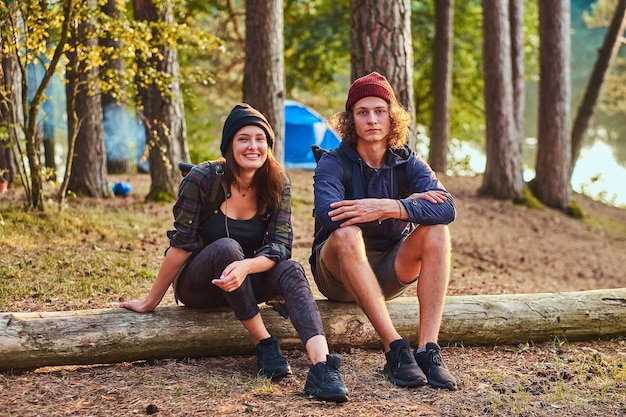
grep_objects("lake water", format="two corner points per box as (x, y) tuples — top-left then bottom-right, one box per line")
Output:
(454, 139), (626, 208)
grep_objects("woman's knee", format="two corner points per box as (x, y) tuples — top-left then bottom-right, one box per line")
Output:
(274, 260), (309, 287)
(199, 237), (243, 263)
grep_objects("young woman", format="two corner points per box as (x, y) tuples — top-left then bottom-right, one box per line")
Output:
(121, 103), (347, 403)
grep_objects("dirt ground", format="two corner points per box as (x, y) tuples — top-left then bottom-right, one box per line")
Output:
(1, 170), (625, 416)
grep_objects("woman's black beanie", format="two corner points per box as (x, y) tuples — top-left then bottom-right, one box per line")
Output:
(220, 103), (275, 155)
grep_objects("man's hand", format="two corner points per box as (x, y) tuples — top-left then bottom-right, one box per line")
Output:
(329, 198), (393, 226)
(407, 190), (448, 204)
(329, 191), (448, 227)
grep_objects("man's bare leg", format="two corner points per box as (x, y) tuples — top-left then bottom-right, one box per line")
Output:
(321, 226), (401, 351)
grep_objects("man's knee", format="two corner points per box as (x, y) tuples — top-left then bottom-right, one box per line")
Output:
(408, 224), (450, 255)
(421, 225), (451, 252)
(327, 226), (365, 253)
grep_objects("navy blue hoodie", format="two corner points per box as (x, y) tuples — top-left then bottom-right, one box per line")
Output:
(311, 140), (456, 256)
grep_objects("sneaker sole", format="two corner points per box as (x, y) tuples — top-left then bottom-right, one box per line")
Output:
(427, 379), (457, 391)
(259, 367), (292, 381)
(305, 388), (348, 403)
(388, 376), (427, 388)
(385, 372), (427, 388)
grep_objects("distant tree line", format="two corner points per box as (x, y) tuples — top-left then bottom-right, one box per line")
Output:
(0, 0), (624, 213)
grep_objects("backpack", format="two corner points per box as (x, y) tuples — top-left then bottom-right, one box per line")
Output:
(310, 144), (409, 236)
(178, 161), (227, 224)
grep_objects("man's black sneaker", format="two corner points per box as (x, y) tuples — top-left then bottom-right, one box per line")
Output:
(383, 339), (427, 387)
(255, 336), (292, 380)
(414, 342), (458, 390)
(304, 354), (348, 403)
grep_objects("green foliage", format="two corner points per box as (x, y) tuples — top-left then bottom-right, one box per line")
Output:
(284, 0), (351, 103)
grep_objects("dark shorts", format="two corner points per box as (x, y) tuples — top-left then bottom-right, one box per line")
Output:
(311, 237), (416, 302)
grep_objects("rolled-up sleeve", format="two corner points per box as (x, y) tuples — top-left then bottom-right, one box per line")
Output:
(255, 175), (293, 262)
(400, 157), (456, 225)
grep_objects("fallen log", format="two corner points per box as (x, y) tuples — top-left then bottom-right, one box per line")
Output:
(1, 288), (625, 371)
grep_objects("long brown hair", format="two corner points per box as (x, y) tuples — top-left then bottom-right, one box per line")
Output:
(328, 102), (412, 149)
(222, 146), (285, 215)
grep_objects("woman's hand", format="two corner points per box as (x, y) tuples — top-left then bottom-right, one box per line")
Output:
(212, 259), (253, 292)
(119, 298), (157, 313)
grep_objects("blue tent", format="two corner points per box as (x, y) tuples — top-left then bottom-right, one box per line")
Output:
(284, 100), (341, 169)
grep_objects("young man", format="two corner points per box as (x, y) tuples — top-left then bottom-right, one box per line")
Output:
(310, 72), (458, 390)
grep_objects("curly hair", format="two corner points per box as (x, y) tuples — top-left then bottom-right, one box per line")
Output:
(328, 102), (412, 149)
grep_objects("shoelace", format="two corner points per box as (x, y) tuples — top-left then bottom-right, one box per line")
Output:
(259, 343), (281, 361)
(429, 349), (446, 368)
(322, 364), (342, 383)
(393, 346), (415, 368)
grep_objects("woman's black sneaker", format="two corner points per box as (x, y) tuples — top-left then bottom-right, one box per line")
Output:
(255, 336), (292, 380)
(304, 354), (348, 403)
(383, 339), (427, 387)
(414, 342), (458, 390)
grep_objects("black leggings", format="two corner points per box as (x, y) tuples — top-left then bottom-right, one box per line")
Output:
(175, 237), (325, 346)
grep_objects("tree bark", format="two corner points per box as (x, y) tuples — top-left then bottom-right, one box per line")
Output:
(1, 289), (625, 371)
(102, 0), (132, 175)
(350, 0), (416, 149)
(429, 0), (454, 173)
(533, 0), (571, 210)
(66, 0), (110, 198)
(0, 21), (22, 186)
(509, 0), (525, 157)
(243, 0), (285, 165)
(135, 0), (189, 201)
(479, 0), (523, 201)
(570, 0), (626, 179)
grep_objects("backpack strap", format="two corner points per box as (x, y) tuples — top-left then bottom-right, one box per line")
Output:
(178, 160), (227, 225)
(311, 144), (353, 194)
(396, 163), (409, 198)
(311, 144), (409, 198)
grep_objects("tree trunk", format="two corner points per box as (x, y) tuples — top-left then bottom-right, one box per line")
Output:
(243, 0), (285, 165)
(479, 0), (523, 201)
(509, 0), (525, 158)
(101, 0), (132, 175)
(135, 0), (189, 201)
(65, 0), (109, 198)
(1, 289), (625, 371)
(533, 0), (571, 210)
(20, 0), (73, 210)
(350, 0), (416, 149)
(570, 0), (626, 179)
(429, 0), (454, 173)
(42, 111), (56, 182)
(0, 24), (22, 186)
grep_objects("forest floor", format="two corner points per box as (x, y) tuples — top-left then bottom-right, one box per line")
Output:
(0, 169), (625, 416)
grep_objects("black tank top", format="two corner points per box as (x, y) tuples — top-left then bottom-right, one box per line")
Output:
(199, 209), (265, 258)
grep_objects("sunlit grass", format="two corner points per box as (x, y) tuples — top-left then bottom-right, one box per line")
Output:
(0, 201), (167, 311)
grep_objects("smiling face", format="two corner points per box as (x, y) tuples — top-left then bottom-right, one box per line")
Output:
(231, 125), (268, 171)
(352, 96), (391, 145)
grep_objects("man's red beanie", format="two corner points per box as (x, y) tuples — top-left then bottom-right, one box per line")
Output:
(345, 71), (397, 112)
